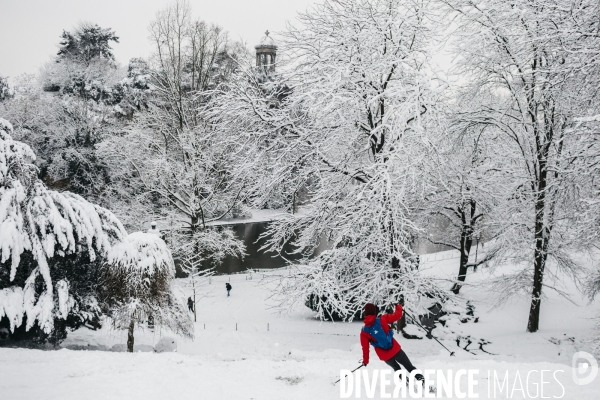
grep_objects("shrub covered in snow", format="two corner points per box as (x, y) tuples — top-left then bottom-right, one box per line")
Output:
(0, 118), (127, 343)
(154, 336), (177, 353)
(102, 232), (193, 352)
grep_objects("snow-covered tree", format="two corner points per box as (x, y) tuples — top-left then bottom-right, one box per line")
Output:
(148, 0), (237, 130)
(0, 76), (13, 102)
(210, 0), (447, 319)
(97, 0), (247, 268)
(1, 74), (118, 198)
(57, 22), (119, 65)
(2, 63), (149, 206)
(1, 22), (128, 204)
(0, 118), (126, 340)
(444, 0), (600, 332)
(97, 118), (247, 276)
(417, 110), (503, 294)
(42, 22), (123, 103)
(112, 58), (153, 117)
(102, 232), (193, 352)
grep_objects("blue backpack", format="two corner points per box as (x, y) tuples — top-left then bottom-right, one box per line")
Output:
(362, 318), (394, 349)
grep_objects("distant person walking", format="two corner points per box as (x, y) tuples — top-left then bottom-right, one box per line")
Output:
(187, 297), (194, 312)
(225, 282), (232, 297)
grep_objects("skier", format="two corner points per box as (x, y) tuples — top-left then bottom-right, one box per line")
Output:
(225, 282), (232, 297)
(360, 300), (424, 384)
(187, 297), (194, 312)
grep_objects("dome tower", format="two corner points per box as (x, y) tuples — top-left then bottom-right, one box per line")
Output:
(255, 30), (277, 73)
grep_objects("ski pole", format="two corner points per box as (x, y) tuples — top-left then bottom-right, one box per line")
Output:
(405, 312), (455, 356)
(333, 364), (364, 385)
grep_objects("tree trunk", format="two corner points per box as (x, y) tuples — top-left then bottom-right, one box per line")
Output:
(452, 202), (475, 295)
(193, 287), (197, 322)
(396, 313), (406, 333)
(528, 161), (549, 333)
(451, 231), (472, 295)
(127, 319), (135, 353)
(528, 244), (546, 333)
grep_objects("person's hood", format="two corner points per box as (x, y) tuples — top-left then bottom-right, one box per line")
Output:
(364, 315), (376, 326)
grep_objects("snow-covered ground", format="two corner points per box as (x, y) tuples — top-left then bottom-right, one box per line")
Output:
(205, 209), (287, 227)
(1, 251), (599, 399)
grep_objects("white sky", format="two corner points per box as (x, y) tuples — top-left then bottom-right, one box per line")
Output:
(0, 0), (319, 78)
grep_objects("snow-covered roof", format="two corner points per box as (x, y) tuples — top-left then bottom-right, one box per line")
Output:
(255, 30), (277, 49)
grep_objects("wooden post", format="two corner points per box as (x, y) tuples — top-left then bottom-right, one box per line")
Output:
(127, 319), (135, 353)
(193, 279), (197, 322)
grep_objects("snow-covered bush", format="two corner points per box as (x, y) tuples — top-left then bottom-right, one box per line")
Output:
(0, 118), (127, 342)
(154, 336), (177, 353)
(102, 232), (193, 352)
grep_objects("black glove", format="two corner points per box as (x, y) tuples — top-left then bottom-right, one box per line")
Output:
(398, 294), (405, 306)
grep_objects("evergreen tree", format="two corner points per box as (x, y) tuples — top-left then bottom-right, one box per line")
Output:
(0, 76), (12, 102)
(57, 23), (119, 65)
(0, 118), (126, 343)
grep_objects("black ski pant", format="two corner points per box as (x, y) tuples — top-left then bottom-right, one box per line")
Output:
(384, 349), (416, 373)
(384, 349), (424, 382)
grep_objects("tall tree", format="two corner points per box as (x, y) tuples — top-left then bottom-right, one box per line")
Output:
(210, 0), (446, 319)
(444, 0), (600, 331)
(45, 22), (122, 101)
(418, 116), (499, 294)
(57, 22), (119, 65)
(148, 0), (233, 130)
(3, 30), (150, 206)
(98, 0), (247, 272)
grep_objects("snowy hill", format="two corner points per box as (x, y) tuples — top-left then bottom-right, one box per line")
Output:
(1, 252), (599, 399)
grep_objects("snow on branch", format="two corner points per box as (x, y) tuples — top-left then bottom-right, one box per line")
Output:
(107, 232), (174, 277)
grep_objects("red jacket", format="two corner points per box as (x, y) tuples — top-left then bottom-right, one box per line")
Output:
(360, 304), (403, 365)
